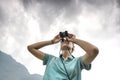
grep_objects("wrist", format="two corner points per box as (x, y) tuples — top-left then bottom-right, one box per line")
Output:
(51, 40), (54, 44)
(72, 38), (77, 44)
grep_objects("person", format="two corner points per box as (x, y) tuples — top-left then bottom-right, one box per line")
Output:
(27, 32), (99, 80)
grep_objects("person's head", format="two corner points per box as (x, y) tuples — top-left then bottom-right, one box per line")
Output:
(59, 31), (75, 55)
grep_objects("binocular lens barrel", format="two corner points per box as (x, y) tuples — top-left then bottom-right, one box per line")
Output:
(59, 31), (68, 38)
(59, 31), (68, 42)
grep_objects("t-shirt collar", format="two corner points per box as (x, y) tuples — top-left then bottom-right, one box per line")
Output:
(60, 54), (74, 61)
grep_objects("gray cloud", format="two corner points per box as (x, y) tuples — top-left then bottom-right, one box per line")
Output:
(117, 0), (120, 7)
(116, 0), (120, 31)
(20, 0), (120, 33)
(22, 0), (71, 9)
(0, 6), (7, 27)
(0, 5), (9, 40)
(84, 0), (114, 6)
(0, 0), (119, 43)
(0, 7), (4, 25)
(21, 0), (36, 10)
(0, 0), (29, 54)
(0, 0), (119, 58)
(20, 0), (74, 33)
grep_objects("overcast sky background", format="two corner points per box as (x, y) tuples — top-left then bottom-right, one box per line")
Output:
(0, 0), (120, 80)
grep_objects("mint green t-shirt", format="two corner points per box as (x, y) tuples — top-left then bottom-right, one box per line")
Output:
(43, 54), (91, 80)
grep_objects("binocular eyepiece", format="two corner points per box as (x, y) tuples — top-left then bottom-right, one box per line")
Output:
(59, 31), (68, 42)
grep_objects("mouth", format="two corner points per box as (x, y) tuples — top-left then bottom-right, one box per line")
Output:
(61, 41), (70, 50)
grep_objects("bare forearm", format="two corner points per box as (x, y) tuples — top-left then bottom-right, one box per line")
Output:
(28, 40), (54, 49)
(74, 39), (99, 55)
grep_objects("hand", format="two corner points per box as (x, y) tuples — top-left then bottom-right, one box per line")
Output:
(67, 33), (76, 43)
(52, 34), (61, 44)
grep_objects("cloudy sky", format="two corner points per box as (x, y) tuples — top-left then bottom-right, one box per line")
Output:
(0, 0), (120, 80)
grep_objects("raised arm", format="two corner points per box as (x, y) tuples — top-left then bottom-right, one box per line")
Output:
(67, 34), (99, 65)
(74, 39), (99, 65)
(27, 35), (61, 60)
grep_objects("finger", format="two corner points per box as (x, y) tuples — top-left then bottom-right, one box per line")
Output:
(66, 37), (72, 42)
(68, 33), (74, 38)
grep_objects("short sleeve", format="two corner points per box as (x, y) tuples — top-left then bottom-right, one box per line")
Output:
(43, 53), (54, 65)
(78, 56), (91, 70)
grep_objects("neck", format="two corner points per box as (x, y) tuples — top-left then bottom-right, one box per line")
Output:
(62, 50), (71, 60)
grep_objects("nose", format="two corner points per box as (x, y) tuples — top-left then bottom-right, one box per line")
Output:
(62, 39), (69, 44)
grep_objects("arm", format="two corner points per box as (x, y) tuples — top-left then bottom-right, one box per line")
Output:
(67, 34), (99, 65)
(74, 39), (99, 65)
(27, 35), (61, 60)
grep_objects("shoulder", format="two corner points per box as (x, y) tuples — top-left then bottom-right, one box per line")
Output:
(76, 56), (91, 70)
(43, 53), (57, 65)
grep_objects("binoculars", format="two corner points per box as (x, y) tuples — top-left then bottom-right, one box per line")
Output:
(59, 31), (68, 42)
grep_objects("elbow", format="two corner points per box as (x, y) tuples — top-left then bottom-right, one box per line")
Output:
(92, 47), (99, 55)
(86, 47), (99, 57)
(27, 45), (33, 52)
(89, 47), (99, 57)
